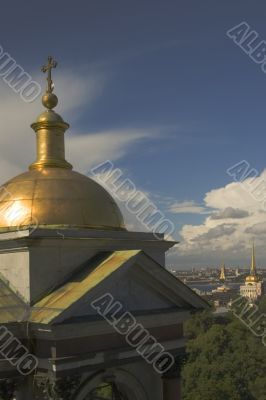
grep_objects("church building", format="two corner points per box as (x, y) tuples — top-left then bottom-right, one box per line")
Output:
(240, 243), (264, 303)
(0, 58), (208, 400)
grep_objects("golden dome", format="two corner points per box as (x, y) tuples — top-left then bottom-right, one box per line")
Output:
(0, 168), (124, 231)
(0, 57), (125, 232)
(245, 275), (259, 283)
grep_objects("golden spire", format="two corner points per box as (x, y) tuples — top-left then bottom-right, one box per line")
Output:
(219, 263), (226, 281)
(246, 242), (259, 283)
(250, 242), (257, 276)
(29, 56), (72, 170)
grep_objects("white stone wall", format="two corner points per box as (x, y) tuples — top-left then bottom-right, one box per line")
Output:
(0, 250), (29, 301)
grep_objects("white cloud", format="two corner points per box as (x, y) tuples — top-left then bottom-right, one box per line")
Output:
(67, 128), (156, 173)
(168, 200), (208, 214)
(170, 170), (266, 267)
(204, 171), (266, 211)
(210, 207), (249, 220)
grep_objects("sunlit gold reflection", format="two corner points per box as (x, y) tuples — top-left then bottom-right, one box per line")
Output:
(0, 201), (30, 226)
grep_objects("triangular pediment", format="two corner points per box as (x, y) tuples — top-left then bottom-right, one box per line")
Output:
(29, 250), (208, 325)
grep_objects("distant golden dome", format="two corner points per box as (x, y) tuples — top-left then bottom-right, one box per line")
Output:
(245, 275), (259, 283)
(0, 57), (125, 232)
(0, 168), (125, 231)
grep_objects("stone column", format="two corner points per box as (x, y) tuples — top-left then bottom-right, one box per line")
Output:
(163, 376), (181, 400)
(15, 377), (34, 400)
(162, 356), (183, 400)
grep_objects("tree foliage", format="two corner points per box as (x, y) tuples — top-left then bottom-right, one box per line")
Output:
(182, 303), (266, 400)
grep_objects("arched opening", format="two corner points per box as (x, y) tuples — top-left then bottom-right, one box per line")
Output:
(86, 381), (128, 399)
(75, 369), (148, 400)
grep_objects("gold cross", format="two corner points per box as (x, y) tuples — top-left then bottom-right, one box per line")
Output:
(41, 56), (57, 93)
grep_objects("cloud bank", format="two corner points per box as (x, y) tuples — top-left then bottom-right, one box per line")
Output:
(170, 170), (266, 268)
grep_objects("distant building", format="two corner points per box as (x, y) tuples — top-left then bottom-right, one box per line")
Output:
(202, 286), (238, 309)
(240, 243), (264, 302)
(212, 285), (230, 294)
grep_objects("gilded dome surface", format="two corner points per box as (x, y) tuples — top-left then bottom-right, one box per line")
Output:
(245, 275), (259, 283)
(0, 168), (125, 231)
(0, 57), (125, 232)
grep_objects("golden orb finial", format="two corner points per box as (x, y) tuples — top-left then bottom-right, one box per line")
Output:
(29, 56), (72, 170)
(41, 56), (58, 109)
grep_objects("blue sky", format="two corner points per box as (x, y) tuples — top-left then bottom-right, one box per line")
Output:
(1, 1), (266, 268)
